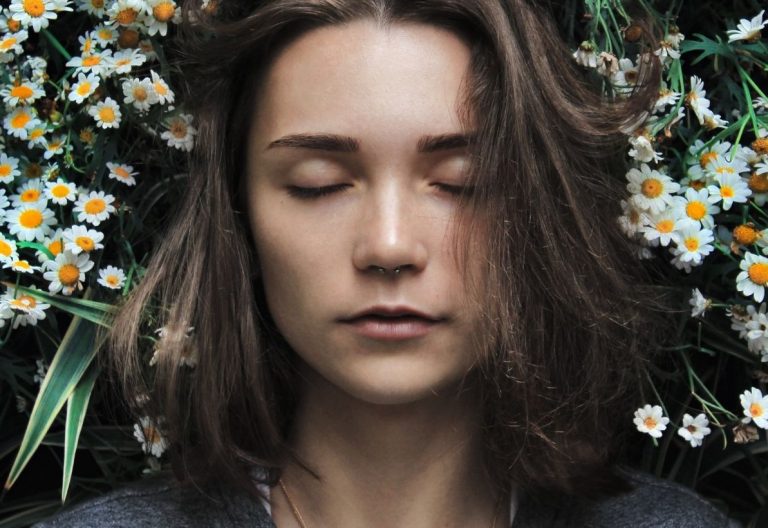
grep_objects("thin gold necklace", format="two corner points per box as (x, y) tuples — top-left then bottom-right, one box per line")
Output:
(277, 477), (504, 528)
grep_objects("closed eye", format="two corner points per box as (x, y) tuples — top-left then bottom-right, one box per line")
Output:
(285, 183), (475, 200)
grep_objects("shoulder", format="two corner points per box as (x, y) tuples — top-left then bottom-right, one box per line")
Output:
(32, 475), (274, 528)
(515, 467), (741, 528)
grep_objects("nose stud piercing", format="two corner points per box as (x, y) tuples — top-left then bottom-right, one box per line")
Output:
(374, 266), (402, 275)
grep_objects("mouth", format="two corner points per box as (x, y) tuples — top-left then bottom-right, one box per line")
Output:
(340, 312), (443, 341)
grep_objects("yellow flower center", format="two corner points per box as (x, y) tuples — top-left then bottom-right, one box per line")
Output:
(11, 294), (36, 310)
(14, 260), (32, 271)
(106, 274), (120, 286)
(29, 128), (44, 140)
(48, 239), (62, 255)
(685, 201), (706, 220)
(733, 225), (759, 245)
(750, 403), (763, 418)
(0, 37), (18, 51)
(80, 128), (95, 144)
(641, 178), (663, 198)
(58, 263), (80, 285)
(115, 7), (138, 24)
(11, 111), (31, 129)
(82, 38), (93, 54)
(721, 186), (735, 199)
(98, 107), (116, 123)
(23, 0), (45, 17)
(21, 189), (41, 202)
(132, 86), (148, 101)
(85, 197), (106, 214)
(75, 236), (95, 251)
(118, 28), (139, 48)
(11, 85), (34, 100)
(114, 166), (131, 179)
(82, 55), (101, 67)
(19, 209), (42, 228)
(643, 417), (657, 429)
(51, 183), (70, 198)
(98, 28), (115, 40)
(749, 172), (768, 193)
(153, 81), (167, 95)
(170, 120), (188, 138)
(0, 164), (11, 177)
(7, 19), (21, 32)
(0, 240), (12, 257)
(752, 138), (768, 156)
(684, 237), (699, 252)
(689, 179), (706, 191)
(749, 263), (768, 286)
(76, 82), (92, 96)
(92, 0), (104, 7)
(153, 2), (175, 21)
(715, 166), (735, 175)
(656, 219), (674, 233)
(699, 151), (717, 168)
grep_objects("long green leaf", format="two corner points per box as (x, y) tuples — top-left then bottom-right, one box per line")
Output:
(61, 362), (100, 502)
(3, 314), (102, 491)
(0, 281), (117, 327)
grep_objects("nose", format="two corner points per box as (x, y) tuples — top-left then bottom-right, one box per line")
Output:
(351, 177), (429, 276)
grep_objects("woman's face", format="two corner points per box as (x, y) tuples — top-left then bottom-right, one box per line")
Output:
(245, 20), (484, 405)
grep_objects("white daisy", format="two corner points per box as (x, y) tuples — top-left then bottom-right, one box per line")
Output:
(707, 171), (751, 210)
(9, 0), (59, 32)
(727, 10), (766, 43)
(653, 38), (680, 66)
(0, 153), (21, 184)
(673, 188), (719, 230)
(12, 179), (47, 207)
(0, 287), (50, 328)
(741, 387), (768, 429)
(142, 0), (177, 36)
(68, 72), (100, 103)
(611, 57), (639, 97)
(633, 404), (669, 438)
(106, 161), (138, 185)
(137, 38), (157, 61)
(745, 303), (768, 355)
(737, 252), (768, 302)
(107, 0), (146, 27)
(73, 189), (116, 225)
(161, 113), (196, 151)
(150, 323), (197, 368)
(686, 139), (731, 181)
(0, 78), (45, 106)
(677, 413), (711, 447)
(43, 134), (67, 160)
(640, 208), (681, 247)
(90, 23), (117, 46)
(0, 188), (8, 222)
(42, 249), (94, 295)
(689, 288), (712, 318)
(88, 97), (122, 129)
(652, 86), (680, 114)
(76, 0), (106, 16)
(671, 226), (714, 265)
(63, 224), (104, 254)
(3, 258), (40, 274)
(628, 133), (663, 164)
(626, 163), (680, 214)
(617, 198), (649, 237)
(44, 178), (77, 205)
(121, 77), (156, 111)
(701, 109), (728, 131)
(25, 122), (48, 149)
(133, 416), (168, 457)
(3, 106), (39, 139)
(685, 76), (711, 125)
(65, 48), (113, 77)
(7, 203), (57, 241)
(97, 265), (126, 289)
(148, 70), (174, 104)
(0, 232), (19, 263)
(0, 30), (29, 62)
(572, 41), (598, 68)
(111, 47), (146, 74)
(77, 33), (96, 54)
(35, 228), (64, 264)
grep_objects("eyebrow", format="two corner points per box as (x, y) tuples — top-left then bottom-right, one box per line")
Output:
(266, 132), (475, 153)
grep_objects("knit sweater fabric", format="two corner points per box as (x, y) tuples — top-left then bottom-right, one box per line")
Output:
(33, 467), (741, 528)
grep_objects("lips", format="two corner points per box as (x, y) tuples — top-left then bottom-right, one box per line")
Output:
(340, 305), (444, 341)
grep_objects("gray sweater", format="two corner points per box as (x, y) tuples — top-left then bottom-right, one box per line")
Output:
(33, 468), (740, 527)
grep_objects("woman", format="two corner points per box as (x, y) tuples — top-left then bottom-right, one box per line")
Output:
(36, 0), (736, 526)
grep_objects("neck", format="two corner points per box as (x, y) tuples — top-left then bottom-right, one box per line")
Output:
(272, 364), (506, 528)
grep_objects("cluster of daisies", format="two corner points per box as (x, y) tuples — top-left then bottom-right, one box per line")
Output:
(574, 10), (768, 448)
(0, 0), (201, 331)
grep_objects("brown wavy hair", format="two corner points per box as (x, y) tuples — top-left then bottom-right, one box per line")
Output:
(101, 0), (675, 504)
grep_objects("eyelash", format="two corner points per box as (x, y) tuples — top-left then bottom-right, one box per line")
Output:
(286, 184), (474, 199)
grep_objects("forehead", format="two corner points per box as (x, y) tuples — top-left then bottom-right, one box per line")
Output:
(249, 19), (473, 149)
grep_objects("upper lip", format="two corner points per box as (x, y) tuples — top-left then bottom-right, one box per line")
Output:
(342, 305), (443, 322)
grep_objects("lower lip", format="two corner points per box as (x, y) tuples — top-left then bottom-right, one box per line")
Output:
(342, 317), (441, 341)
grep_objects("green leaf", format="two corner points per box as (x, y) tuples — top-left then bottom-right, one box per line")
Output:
(3, 312), (104, 492)
(61, 362), (100, 502)
(680, 34), (735, 65)
(1, 282), (117, 328)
